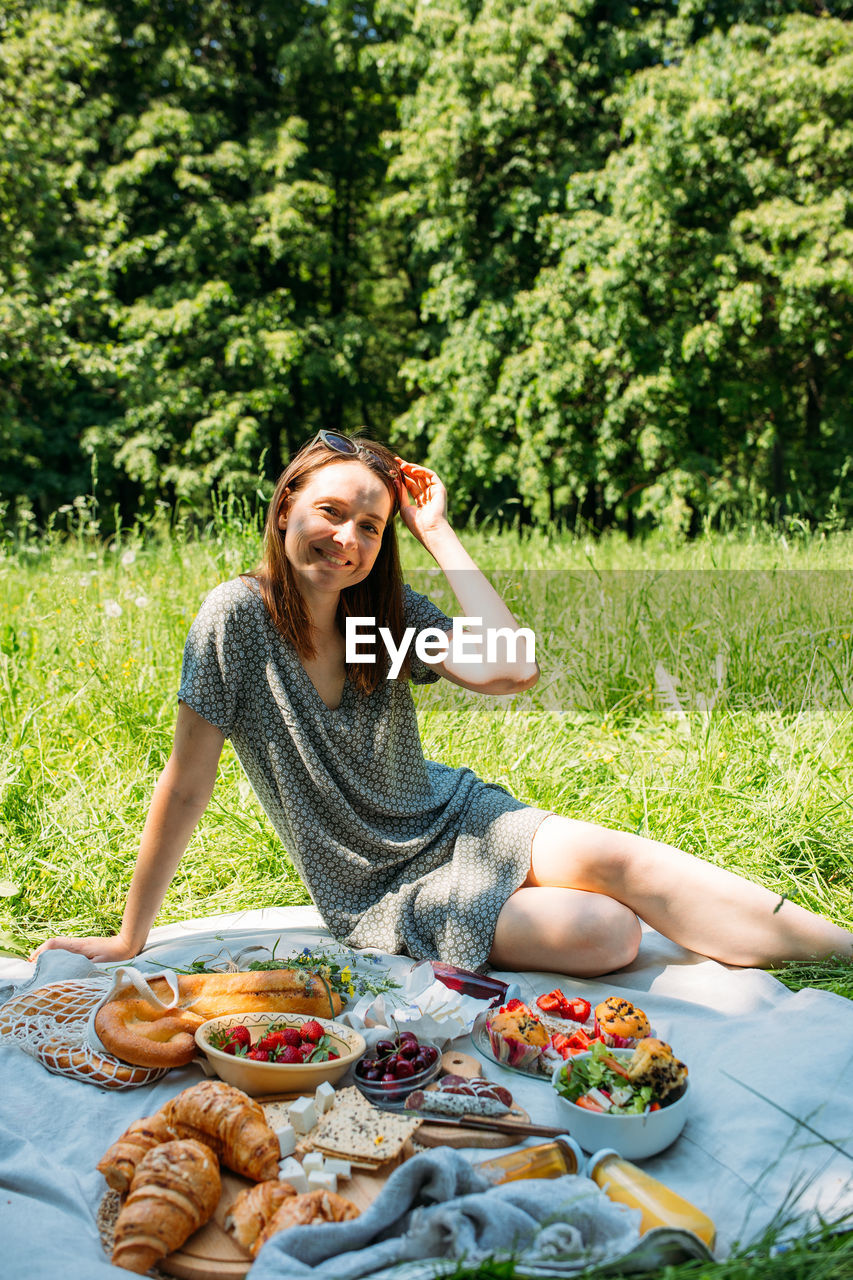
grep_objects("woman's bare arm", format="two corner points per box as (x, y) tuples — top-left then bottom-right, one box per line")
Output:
(396, 458), (540, 694)
(30, 704), (225, 962)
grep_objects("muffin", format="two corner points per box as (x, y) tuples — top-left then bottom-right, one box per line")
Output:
(593, 996), (651, 1048)
(486, 999), (550, 1070)
(627, 1037), (688, 1100)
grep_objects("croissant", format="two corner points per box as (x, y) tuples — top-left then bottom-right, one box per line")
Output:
(112, 1139), (221, 1274)
(255, 1189), (360, 1254)
(223, 1180), (298, 1255)
(96, 1111), (174, 1194)
(161, 1080), (280, 1181)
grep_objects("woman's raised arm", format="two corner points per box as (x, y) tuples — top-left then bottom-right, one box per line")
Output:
(29, 703), (225, 963)
(396, 458), (540, 694)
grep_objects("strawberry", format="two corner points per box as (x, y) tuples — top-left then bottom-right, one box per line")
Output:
(247, 1047), (270, 1061)
(225, 1025), (251, 1050)
(277, 1045), (301, 1064)
(281, 1028), (302, 1047)
(258, 1031), (290, 1054)
(300, 1020), (325, 1043)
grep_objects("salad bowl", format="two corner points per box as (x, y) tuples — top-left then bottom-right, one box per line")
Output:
(552, 1046), (689, 1158)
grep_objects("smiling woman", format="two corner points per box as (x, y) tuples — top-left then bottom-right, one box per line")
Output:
(32, 433), (853, 975)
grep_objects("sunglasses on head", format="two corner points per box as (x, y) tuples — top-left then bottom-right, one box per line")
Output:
(308, 430), (400, 482)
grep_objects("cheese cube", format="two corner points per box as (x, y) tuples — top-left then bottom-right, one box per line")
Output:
(288, 1096), (317, 1135)
(314, 1080), (336, 1114)
(306, 1169), (337, 1194)
(301, 1151), (325, 1173)
(322, 1157), (351, 1181)
(273, 1122), (296, 1159)
(277, 1157), (309, 1193)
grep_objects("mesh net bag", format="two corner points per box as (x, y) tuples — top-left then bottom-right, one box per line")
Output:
(0, 979), (168, 1089)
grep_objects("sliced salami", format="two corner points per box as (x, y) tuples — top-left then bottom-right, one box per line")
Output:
(405, 1089), (511, 1117)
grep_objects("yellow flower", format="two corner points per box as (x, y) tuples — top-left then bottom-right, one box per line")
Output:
(340, 966), (352, 984)
(347, 984), (355, 997)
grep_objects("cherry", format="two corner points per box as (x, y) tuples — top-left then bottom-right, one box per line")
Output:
(376, 1039), (396, 1057)
(394, 1059), (415, 1078)
(381, 1072), (397, 1083)
(398, 1041), (418, 1059)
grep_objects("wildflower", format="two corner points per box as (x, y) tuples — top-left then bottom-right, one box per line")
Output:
(134, 594), (150, 609)
(121, 549), (137, 567)
(103, 599), (123, 618)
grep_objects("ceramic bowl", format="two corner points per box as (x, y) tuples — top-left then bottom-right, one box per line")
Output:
(551, 1049), (689, 1159)
(353, 1041), (442, 1106)
(195, 1011), (365, 1097)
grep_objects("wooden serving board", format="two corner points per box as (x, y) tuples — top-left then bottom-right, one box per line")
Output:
(415, 1050), (529, 1149)
(160, 1141), (414, 1280)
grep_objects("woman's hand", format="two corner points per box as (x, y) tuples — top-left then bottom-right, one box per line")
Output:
(29, 933), (139, 964)
(395, 458), (450, 545)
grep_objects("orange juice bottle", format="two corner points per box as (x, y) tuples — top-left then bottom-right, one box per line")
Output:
(587, 1149), (716, 1248)
(476, 1136), (583, 1184)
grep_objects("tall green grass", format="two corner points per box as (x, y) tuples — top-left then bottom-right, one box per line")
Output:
(1, 516), (851, 988)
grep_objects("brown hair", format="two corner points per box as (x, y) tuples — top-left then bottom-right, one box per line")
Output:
(247, 437), (407, 695)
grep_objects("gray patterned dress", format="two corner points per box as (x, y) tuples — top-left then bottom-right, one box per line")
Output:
(178, 577), (550, 969)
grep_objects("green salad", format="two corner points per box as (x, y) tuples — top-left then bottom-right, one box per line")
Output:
(553, 1041), (659, 1115)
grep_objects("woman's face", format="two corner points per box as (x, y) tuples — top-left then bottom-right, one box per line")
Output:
(278, 460), (394, 598)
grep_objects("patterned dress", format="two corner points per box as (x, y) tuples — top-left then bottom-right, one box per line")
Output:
(178, 577), (550, 969)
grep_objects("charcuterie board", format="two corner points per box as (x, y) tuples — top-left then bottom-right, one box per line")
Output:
(414, 1050), (530, 1148)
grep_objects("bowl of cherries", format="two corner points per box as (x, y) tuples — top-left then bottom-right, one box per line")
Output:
(353, 1032), (442, 1105)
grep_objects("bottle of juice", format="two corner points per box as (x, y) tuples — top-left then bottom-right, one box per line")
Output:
(587, 1149), (716, 1248)
(476, 1136), (583, 1184)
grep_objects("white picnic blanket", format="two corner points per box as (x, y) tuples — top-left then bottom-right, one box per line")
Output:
(1, 906), (852, 1279)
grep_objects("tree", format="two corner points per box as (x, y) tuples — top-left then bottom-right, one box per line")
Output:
(498, 15), (853, 530)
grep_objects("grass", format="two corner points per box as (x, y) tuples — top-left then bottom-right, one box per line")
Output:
(1, 517), (852, 976)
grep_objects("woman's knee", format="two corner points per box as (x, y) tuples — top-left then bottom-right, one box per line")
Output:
(491, 887), (641, 976)
(586, 896), (642, 973)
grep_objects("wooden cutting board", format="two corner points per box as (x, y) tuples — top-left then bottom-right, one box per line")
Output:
(158, 1141), (414, 1280)
(414, 1050), (529, 1148)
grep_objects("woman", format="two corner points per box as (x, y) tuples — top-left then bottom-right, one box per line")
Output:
(33, 433), (852, 972)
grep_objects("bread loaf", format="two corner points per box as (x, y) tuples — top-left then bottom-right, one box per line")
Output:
(94, 968), (343, 1068)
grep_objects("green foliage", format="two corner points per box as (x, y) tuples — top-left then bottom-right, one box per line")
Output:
(1, 2), (852, 532)
(388, 5), (853, 530)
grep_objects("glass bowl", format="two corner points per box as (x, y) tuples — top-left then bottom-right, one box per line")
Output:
(353, 1041), (442, 1107)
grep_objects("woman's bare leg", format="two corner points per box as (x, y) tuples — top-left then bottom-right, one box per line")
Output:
(525, 815), (853, 968)
(490, 887), (641, 975)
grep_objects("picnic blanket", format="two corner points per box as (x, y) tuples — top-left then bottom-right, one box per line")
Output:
(1, 905), (852, 1280)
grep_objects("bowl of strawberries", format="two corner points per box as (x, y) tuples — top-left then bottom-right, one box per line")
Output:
(195, 1012), (366, 1096)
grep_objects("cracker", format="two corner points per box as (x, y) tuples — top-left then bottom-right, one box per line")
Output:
(310, 1086), (421, 1162)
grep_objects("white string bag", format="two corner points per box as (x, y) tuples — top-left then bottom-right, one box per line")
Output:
(0, 971), (174, 1089)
